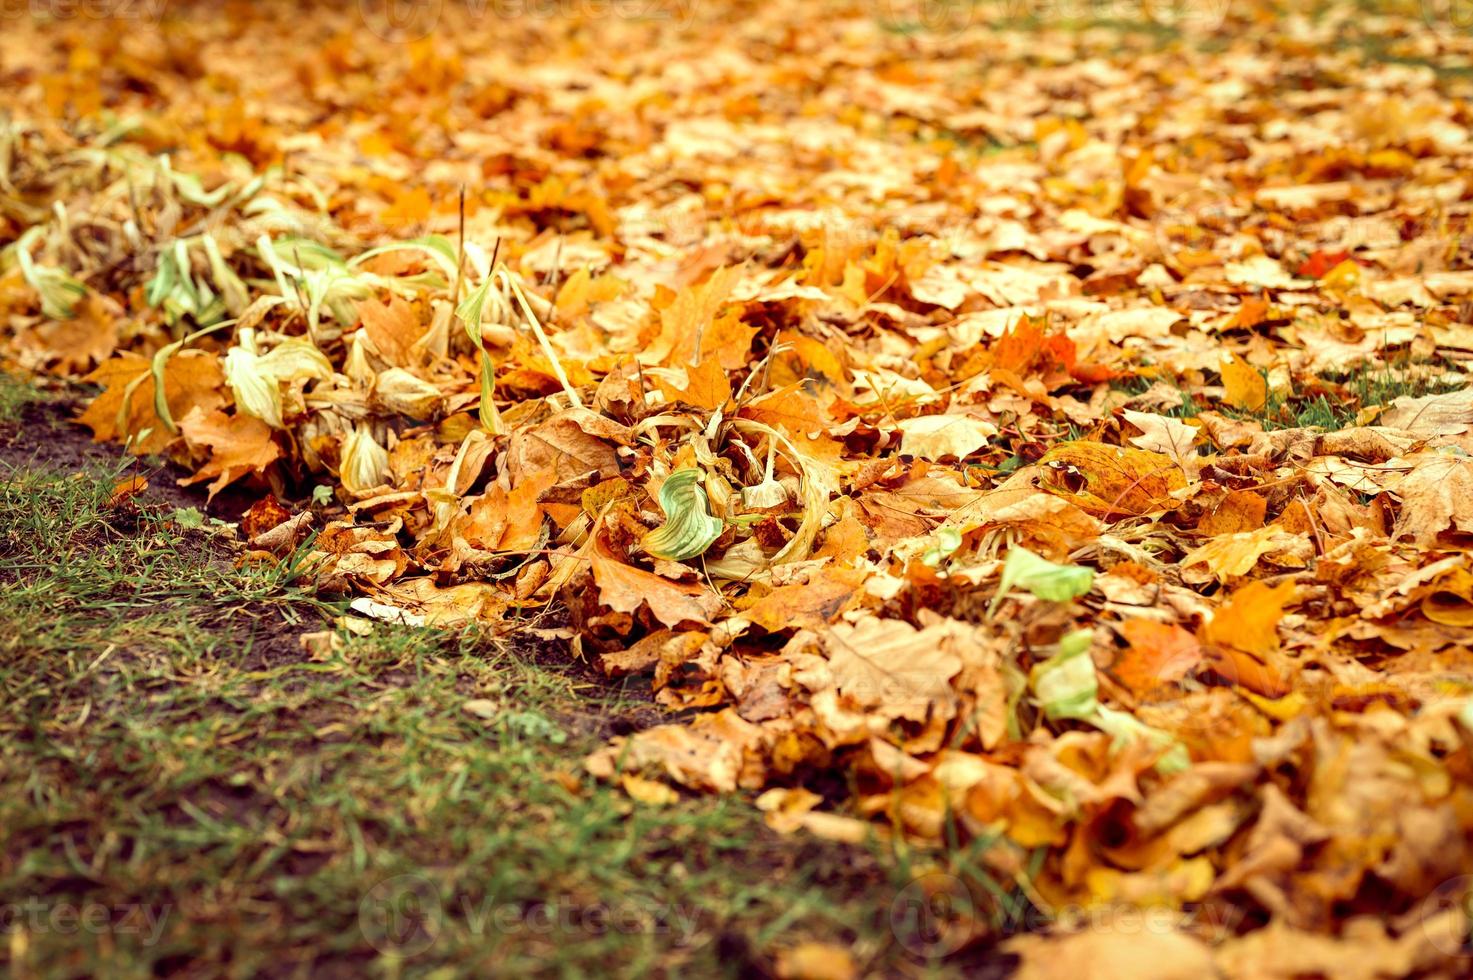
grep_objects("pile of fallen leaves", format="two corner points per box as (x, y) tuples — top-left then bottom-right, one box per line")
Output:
(5, 0), (1473, 972)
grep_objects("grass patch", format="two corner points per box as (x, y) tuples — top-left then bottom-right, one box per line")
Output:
(1112, 374), (1203, 418)
(1215, 357), (1464, 431)
(0, 371), (41, 425)
(0, 458), (988, 977)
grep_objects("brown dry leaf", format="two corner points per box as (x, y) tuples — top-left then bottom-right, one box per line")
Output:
(497, 467), (557, 552)
(1199, 490), (1268, 536)
(507, 408), (624, 485)
(309, 520), (408, 591)
(355, 294), (425, 367)
(1392, 453), (1473, 545)
(739, 385), (843, 462)
(250, 511), (312, 556)
(599, 629), (706, 678)
(590, 542), (721, 628)
(1377, 388), (1473, 436)
(371, 577), (506, 627)
(1005, 927), (1215, 980)
(16, 5), (1473, 961)
(241, 495), (291, 539)
(585, 708), (764, 793)
(738, 568), (866, 633)
(1212, 917), (1458, 980)
(896, 413), (998, 461)
(643, 265), (748, 367)
(818, 617), (963, 723)
(1123, 409), (1199, 468)
(19, 292), (119, 374)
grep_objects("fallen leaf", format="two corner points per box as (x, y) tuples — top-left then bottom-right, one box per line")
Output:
(1038, 442), (1187, 517)
(1392, 453), (1473, 545)
(78, 351), (226, 455)
(620, 773), (679, 806)
(178, 408), (281, 498)
(654, 355), (731, 411)
(1115, 621), (1203, 696)
(774, 942), (856, 980)
(1221, 353), (1268, 412)
(591, 541), (721, 628)
(896, 413), (998, 460)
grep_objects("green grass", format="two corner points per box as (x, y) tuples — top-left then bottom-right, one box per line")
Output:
(1111, 374), (1202, 418)
(0, 456), (996, 977)
(1211, 357), (1465, 432)
(0, 371), (42, 424)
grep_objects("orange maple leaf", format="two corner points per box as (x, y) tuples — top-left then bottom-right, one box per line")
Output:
(655, 356), (731, 411)
(179, 408), (282, 499)
(78, 351), (226, 456)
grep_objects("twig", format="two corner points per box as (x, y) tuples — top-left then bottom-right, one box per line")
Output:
(452, 185), (466, 305)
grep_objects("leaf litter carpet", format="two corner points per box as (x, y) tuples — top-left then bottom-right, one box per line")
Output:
(4, 1), (1473, 974)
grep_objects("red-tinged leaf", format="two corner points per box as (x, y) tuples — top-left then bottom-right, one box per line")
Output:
(1296, 249), (1351, 279)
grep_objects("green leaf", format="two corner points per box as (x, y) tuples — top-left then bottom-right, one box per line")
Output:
(642, 468), (725, 562)
(921, 526), (963, 567)
(1028, 629), (1098, 721)
(11, 229), (85, 319)
(171, 507), (205, 529)
(1093, 705), (1190, 774)
(456, 278), (494, 347)
(455, 280), (505, 434)
(989, 546), (1094, 615)
(1029, 630), (1189, 774)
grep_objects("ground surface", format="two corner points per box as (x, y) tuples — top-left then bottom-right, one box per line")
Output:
(0, 380), (979, 978)
(6, 1), (1473, 978)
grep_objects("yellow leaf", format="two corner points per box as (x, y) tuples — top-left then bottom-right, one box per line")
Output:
(1180, 525), (1299, 583)
(642, 265), (750, 367)
(654, 356), (731, 411)
(1221, 352), (1267, 412)
(1200, 580), (1296, 658)
(620, 773), (679, 806)
(775, 942), (857, 980)
(1038, 442), (1186, 517)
